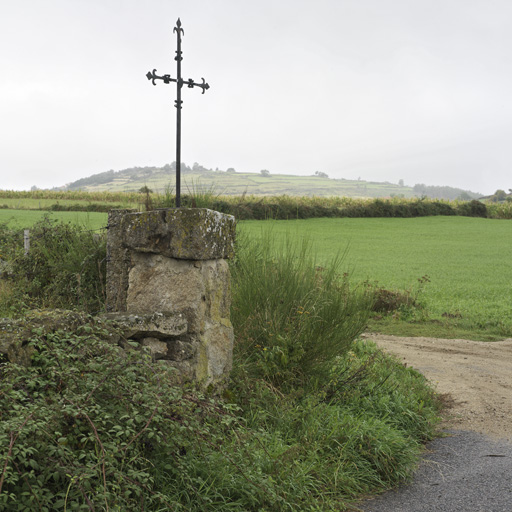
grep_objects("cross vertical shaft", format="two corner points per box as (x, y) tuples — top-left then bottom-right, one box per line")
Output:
(146, 18), (209, 208)
(174, 19), (183, 207)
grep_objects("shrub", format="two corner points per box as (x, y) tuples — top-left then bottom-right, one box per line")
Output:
(48, 203), (125, 212)
(488, 201), (512, 219)
(1, 217), (106, 315)
(372, 287), (415, 312)
(367, 275), (430, 322)
(455, 200), (487, 218)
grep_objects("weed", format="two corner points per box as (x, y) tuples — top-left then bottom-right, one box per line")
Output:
(368, 275), (430, 321)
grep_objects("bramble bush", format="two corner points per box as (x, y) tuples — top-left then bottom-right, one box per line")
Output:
(0, 314), (252, 511)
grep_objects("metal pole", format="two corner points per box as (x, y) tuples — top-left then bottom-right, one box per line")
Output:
(174, 19), (183, 208)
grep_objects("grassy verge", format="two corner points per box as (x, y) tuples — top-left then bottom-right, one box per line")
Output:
(0, 223), (440, 510)
(238, 217), (512, 340)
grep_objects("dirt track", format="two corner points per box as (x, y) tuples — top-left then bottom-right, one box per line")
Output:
(363, 334), (512, 442)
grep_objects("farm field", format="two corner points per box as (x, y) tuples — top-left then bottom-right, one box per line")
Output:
(0, 197), (138, 210)
(64, 168), (417, 198)
(238, 216), (512, 340)
(0, 209), (108, 231)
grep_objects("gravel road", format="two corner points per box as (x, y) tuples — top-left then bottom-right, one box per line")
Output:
(357, 335), (512, 512)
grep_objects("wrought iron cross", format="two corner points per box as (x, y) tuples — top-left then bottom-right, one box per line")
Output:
(146, 18), (209, 207)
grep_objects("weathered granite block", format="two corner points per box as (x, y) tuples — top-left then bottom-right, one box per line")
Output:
(126, 255), (230, 332)
(142, 337), (169, 359)
(106, 208), (235, 388)
(119, 208), (235, 260)
(105, 209), (137, 312)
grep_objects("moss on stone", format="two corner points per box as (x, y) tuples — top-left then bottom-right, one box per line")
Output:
(120, 208), (235, 260)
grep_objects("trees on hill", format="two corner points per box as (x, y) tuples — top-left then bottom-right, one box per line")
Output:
(487, 189), (512, 203)
(412, 184), (480, 201)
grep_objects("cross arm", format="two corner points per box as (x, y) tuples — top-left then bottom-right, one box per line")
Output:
(146, 69), (177, 85)
(185, 77), (210, 94)
(146, 69), (209, 93)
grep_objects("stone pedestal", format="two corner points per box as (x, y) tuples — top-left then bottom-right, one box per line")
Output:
(106, 208), (236, 387)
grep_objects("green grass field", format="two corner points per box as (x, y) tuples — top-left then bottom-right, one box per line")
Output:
(0, 210), (108, 231)
(238, 217), (512, 340)
(0, 197), (137, 210)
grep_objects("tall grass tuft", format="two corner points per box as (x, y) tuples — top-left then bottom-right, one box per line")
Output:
(231, 229), (373, 391)
(182, 180), (223, 208)
(154, 180), (223, 209)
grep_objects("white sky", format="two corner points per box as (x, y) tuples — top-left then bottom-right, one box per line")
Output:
(1, 0), (511, 194)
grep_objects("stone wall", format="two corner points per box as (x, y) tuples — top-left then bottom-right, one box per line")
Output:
(106, 208), (236, 387)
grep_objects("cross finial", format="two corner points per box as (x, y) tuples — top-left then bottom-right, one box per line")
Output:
(174, 18), (183, 36)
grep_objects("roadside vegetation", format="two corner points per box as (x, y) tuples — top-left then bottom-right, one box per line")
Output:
(0, 217), (106, 316)
(0, 219), (441, 510)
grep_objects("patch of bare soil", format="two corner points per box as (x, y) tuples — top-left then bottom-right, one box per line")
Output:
(363, 334), (512, 442)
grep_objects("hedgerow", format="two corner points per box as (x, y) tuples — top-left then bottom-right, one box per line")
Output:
(1, 188), (505, 219)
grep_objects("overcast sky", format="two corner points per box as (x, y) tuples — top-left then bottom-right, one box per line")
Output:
(1, 0), (511, 194)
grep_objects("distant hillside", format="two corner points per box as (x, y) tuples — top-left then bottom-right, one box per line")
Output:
(63, 162), (482, 200)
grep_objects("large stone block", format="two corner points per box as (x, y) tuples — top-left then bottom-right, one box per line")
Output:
(198, 322), (234, 381)
(106, 208), (235, 313)
(126, 255), (230, 332)
(121, 208), (235, 260)
(106, 209), (137, 312)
